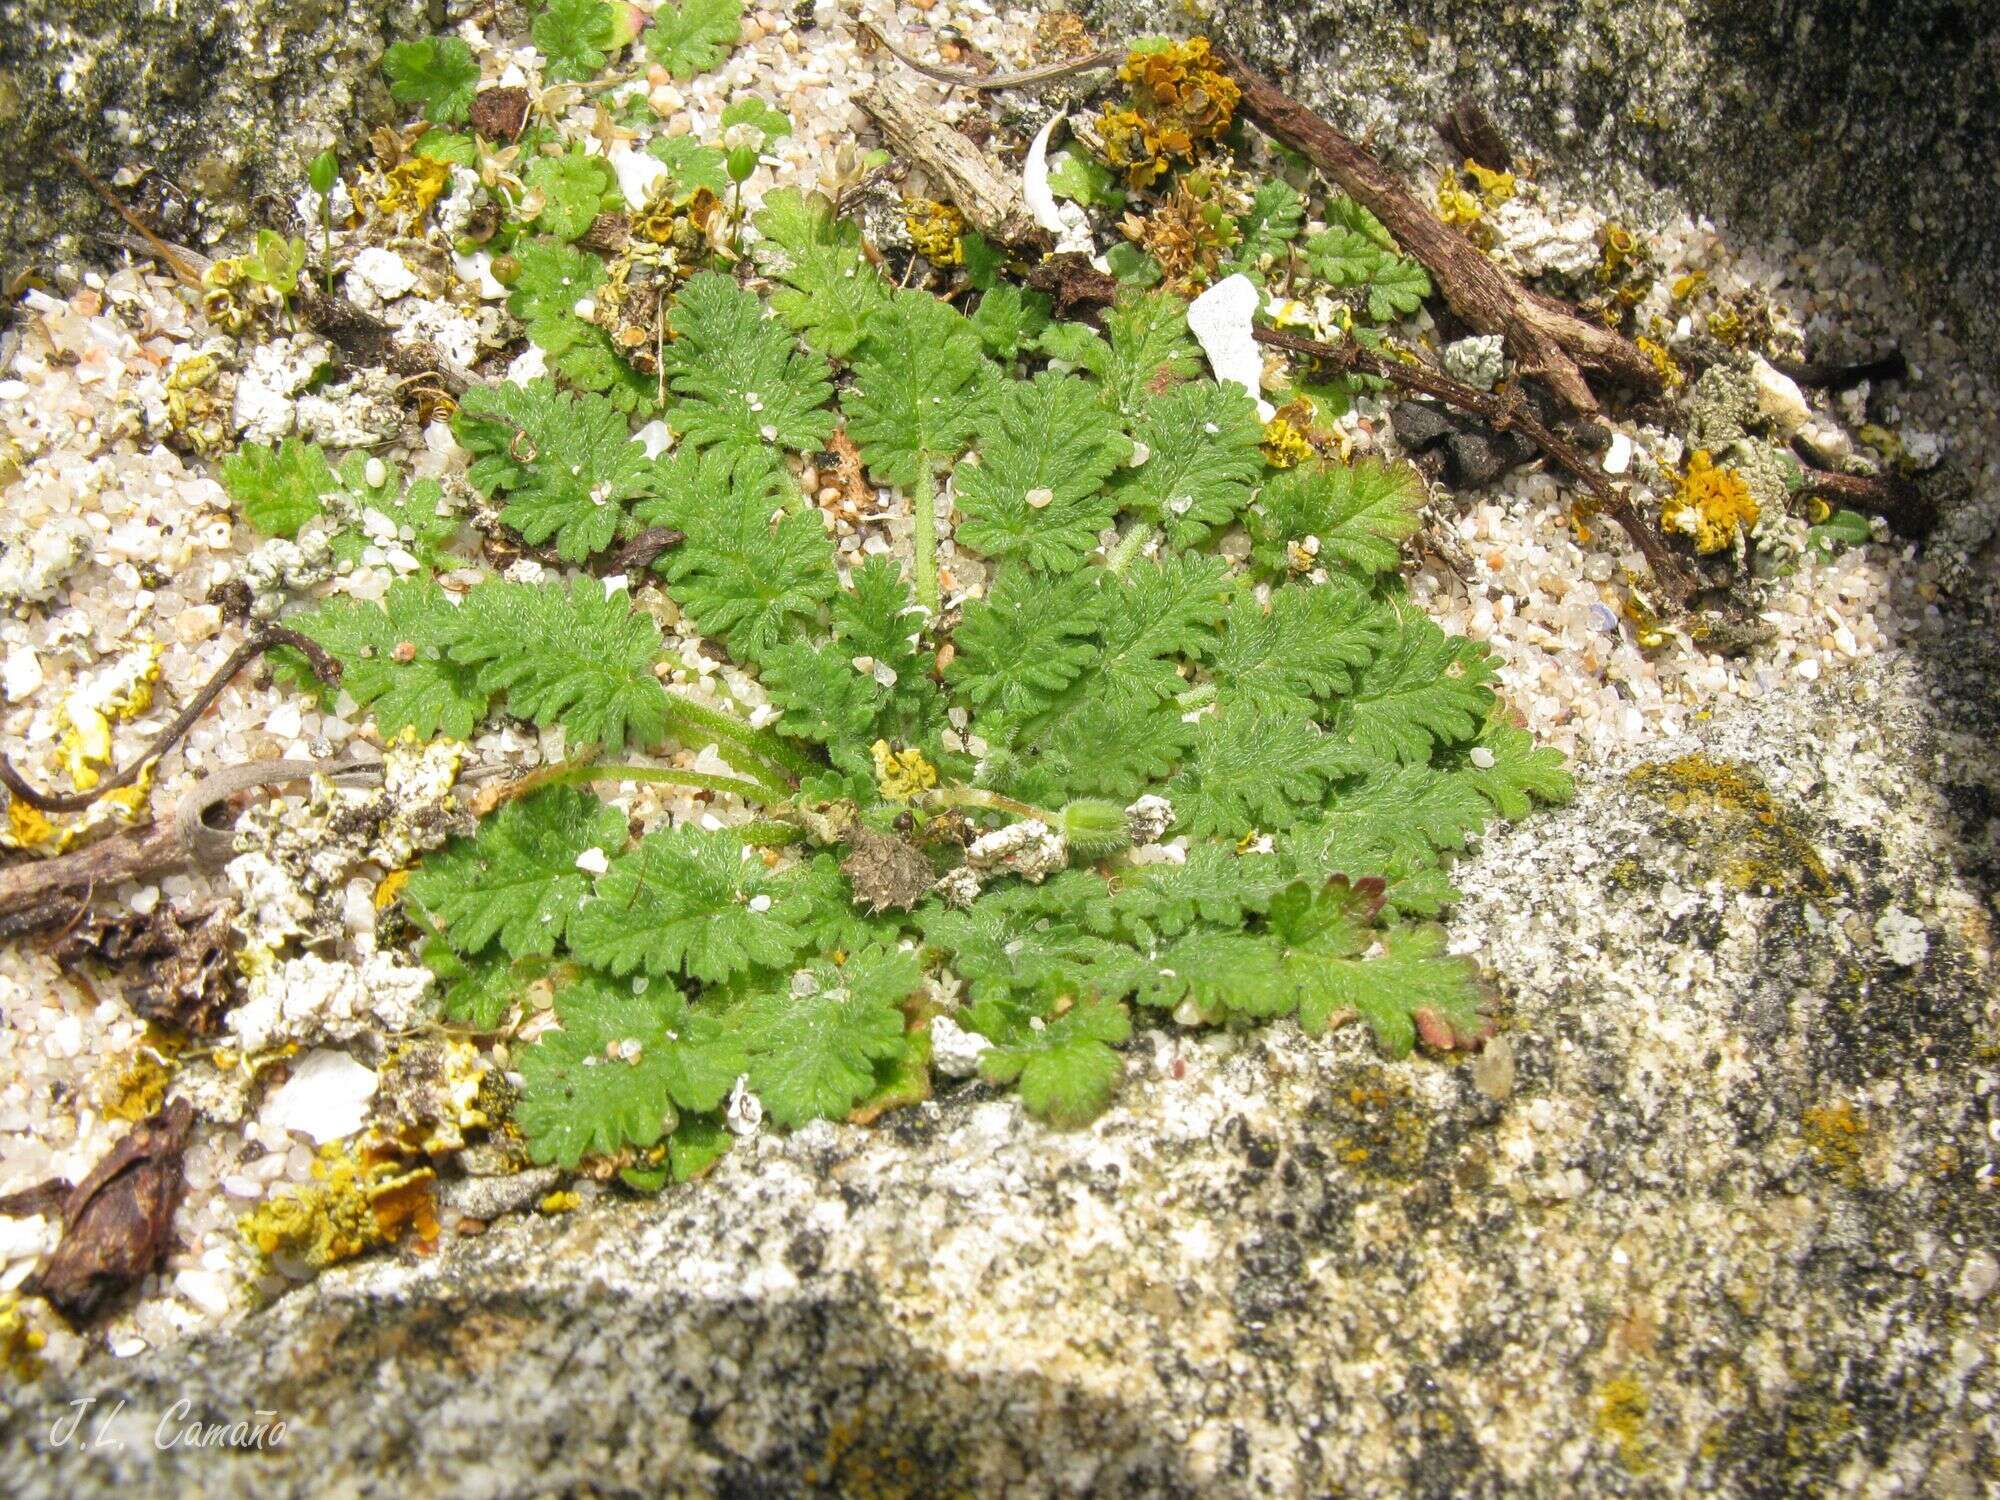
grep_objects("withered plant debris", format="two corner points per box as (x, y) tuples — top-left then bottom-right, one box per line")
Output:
(28, 1099), (196, 1324)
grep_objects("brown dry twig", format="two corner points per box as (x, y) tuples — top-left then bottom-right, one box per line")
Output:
(1253, 325), (1697, 604)
(1214, 49), (1661, 419)
(1798, 465), (1934, 536)
(857, 20), (1117, 92)
(0, 627), (339, 815)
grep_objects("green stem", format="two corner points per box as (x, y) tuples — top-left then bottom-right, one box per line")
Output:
(930, 784), (1060, 824)
(736, 819), (805, 847)
(912, 462), (941, 616)
(661, 693), (813, 786)
(1104, 522), (1157, 577)
(320, 203), (333, 296)
(543, 763), (785, 807)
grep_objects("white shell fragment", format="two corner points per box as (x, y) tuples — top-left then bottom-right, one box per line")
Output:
(1187, 275), (1274, 420)
(1023, 114), (1095, 255)
(260, 1049), (379, 1144)
(1749, 356), (1813, 437)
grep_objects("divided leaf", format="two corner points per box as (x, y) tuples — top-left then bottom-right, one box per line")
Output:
(221, 437), (333, 538)
(515, 974), (746, 1167)
(445, 577), (671, 752)
(633, 445), (835, 660)
(454, 378), (653, 562)
(1332, 613), (1495, 764)
(1250, 457), (1427, 577)
(646, 0), (744, 79)
(1114, 381), (1266, 547)
(571, 826), (818, 983)
(664, 271), (835, 459)
(953, 371), (1131, 573)
(733, 947), (918, 1127)
(383, 36), (481, 124)
(409, 785), (628, 959)
(286, 576), (490, 741)
(841, 289), (994, 487)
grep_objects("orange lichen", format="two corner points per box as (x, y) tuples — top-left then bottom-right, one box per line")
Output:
(1662, 450), (1758, 553)
(1098, 37), (1239, 188)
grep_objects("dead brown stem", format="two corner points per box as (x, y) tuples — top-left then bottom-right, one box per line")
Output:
(0, 627), (339, 815)
(1799, 465), (1934, 536)
(1254, 325), (1697, 604)
(1214, 48), (1662, 419)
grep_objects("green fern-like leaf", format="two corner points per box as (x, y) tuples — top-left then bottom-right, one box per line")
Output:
(953, 371), (1130, 573)
(571, 826), (819, 983)
(753, 188), (890, 358)
(978, 998), (1132, 1126)
(526, 153), (622, 242)
(841, 289), (994, 488)
(221, 437), (334, 538)
(732, 946), (918, 1127)
(533, 0), (623, 81)
(1211, 585), (1390, 720)
(1331, 613), (1495, 764)
(515, 973), (746, 1167)
(948, 567), (1100, 716)
(1250, 457), (1427, 578)
(664, 271), (834, 458)
(1169, 707), (1363, 838)
(645, 0), (743, 79)
(1272, 879), (1482, 1053)
(445, 577), (670, 752)
(384, 36), (480, 124)
(409, 785), (627, 959)
(286, 576), (489, 741)
(1113, 382), (1266, 547)
(632, 445), (835, 660)
(454, 378), (653, 562)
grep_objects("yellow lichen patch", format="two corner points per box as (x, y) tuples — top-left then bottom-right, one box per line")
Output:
(374, 868), (411, 910)
(1435, 169), (1486, 237)
(1260, 411), (1316, 469)
(902, 199), (965, 266)
(4, 797), (59, 853)
(54, 641), (163, 794)
(1662, 450), (1759, 554)
(1594, 1376), (1654, 1474)
(1463, 160), (1516, 205)
(377, 155), (451, 226)
(239, 1143), (437, 1272)
(1801, 1101), (1869, 1186)
(165, 352), (230, 455)
(1097, 36), (1239, 188)
(0, 1292), (47, 1383)
(872, 739), (938, 802)
(538, 1189), (582, 1214)
(1671, 270), (1708, 303)
(1707, 304), (1745, 346)
(1636, 335), (1683, 389)
(100, 1025), (187, 1123)
(1626, 753), (1832, 897)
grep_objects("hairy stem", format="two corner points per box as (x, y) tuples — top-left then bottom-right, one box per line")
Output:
(931, 784), (1060, 824)
(1104, 522), (1158, 577)
(660, 693), (812, 788)
(912, 462), (941, 616)
(543, 763), (784, 806)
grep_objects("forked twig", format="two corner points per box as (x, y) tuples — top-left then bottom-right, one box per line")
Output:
(1253, 325), (1697, 604)
(0, 628), (340, 815)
